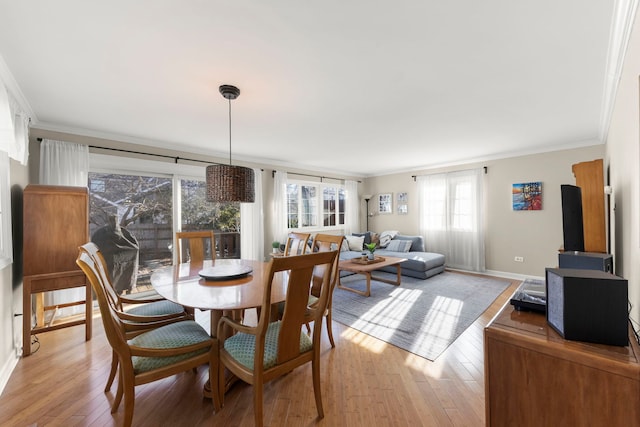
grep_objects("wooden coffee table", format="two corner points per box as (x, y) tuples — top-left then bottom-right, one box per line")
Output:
(337, 256), (406, 297)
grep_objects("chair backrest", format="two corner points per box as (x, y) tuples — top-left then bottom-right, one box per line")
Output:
(79, 242), (123, 310)
(310, 234), (344, 298)
(258, 251), (337, 364)
(175, 230), (216, 264)
(76, 247), (130, 358)
(283, 232), (311, 256)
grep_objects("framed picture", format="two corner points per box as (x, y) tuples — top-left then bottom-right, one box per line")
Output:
(512, 182), (542, 210)
(378, 193), (392, 214)
(397, 192), (408, 214)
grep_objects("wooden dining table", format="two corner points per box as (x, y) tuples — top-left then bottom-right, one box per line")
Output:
(150, 258), (287, 337)
(150, 258), (287, 397)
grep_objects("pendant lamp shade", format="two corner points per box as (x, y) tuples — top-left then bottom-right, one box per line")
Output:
(206, 84), (255, 203)
(206, 164), (255, 202)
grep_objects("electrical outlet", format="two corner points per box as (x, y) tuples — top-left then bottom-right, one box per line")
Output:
(514, 256), (524, 262)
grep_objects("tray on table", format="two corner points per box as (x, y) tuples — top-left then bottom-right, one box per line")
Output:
(349, 256), (385, 265)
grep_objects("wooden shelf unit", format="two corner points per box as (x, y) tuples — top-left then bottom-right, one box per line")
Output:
(572, 158), (607, 253)
(484, 303), (640, 426)
(22, 185), (92, 356)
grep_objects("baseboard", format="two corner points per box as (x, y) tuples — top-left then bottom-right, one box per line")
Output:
(447, 267), (544, 282)
(0, 349), (19, 395)
(483, 269), (544, 282)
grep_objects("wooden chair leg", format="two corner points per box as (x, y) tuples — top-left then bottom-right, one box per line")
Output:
(254, 381), (264, 427)
(325, 312), (335, 348)
(312, 356), (324, 418)
(105, 351), (118, 391)
(123, 376), (135, 427)
(112, 371), (123, 413)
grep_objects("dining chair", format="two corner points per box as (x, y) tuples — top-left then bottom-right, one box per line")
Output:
(176, 230), (216, 265)
(76, 249), (220, 427)
(283, 232), (311, 256)
(215, 250), (338, 427)
(308, 233), (345, 348)
(79, 243), (192, 393)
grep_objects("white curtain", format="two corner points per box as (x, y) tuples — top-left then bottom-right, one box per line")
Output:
(240, 168), (264, 261)
(0, 79), (29, 165)
(40, 139), (90, 317)
(344, 179), (359, 235)
(418, 168), (485, 272)
(272, 171), (288, 245)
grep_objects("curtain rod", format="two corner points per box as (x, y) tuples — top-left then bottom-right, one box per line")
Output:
(36, 138), (264, 170)
(271, 170), (361, 183)
(411, 166), (488, 181)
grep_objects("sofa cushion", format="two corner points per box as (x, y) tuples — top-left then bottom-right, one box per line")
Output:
(376, 250), (445, 272)
(392, 235), (425, 252)
(345, 235), (365, 251)
(385, 239), (412, 252)
(352, 231), (371, 244)
(379, 230), (399, 247)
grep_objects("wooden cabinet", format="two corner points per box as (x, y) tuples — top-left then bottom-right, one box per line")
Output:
(572, 158), (606, 253)
(22, 185), (91, 356)
(484, 303), (640, 426)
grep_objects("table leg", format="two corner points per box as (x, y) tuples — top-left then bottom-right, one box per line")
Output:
(337, 272), (372, 297)
(338, 264), (403, 297)
(370, 265), (402, 287)
(204, 309), (242, 399)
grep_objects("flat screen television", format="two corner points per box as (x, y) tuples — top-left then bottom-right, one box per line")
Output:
(561, 184), (584, 252)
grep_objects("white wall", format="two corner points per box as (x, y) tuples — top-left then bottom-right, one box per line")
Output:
(0, 158), (28, 393)
(606, 11), (640, 323)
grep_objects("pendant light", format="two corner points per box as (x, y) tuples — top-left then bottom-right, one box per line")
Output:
(206, 84), (255, 203)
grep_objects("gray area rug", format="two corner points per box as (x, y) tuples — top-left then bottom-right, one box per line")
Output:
(332, 271), (512, 361)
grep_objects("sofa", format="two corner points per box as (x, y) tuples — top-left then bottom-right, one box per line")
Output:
(340, 232), (446, 280)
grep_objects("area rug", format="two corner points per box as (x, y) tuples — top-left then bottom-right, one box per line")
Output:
(331, 271), (512, 361)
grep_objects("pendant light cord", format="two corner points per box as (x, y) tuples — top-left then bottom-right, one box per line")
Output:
(228, 97), (233, 166)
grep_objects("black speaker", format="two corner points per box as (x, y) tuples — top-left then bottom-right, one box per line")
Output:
(545, 268), (628, 346)
(558, 251), (613, 273)
(561, 185), (585, 252)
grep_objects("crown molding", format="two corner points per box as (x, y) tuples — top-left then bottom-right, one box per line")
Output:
(599, 0), (639, 141)
(0, 53), (36, 120)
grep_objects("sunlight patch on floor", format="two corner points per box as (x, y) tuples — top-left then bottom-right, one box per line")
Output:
(350, 287), (422, 341)
(410, 295), (463, 355)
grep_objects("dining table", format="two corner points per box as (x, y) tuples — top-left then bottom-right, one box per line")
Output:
(150, 258), (288, 396)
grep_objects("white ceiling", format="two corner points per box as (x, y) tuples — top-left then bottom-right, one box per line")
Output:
(0, 1), (619, 177)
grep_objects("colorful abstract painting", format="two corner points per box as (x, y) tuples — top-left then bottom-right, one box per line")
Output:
(512, 182), (542, 210)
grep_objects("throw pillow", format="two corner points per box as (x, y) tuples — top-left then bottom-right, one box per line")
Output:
(370, 232), (380, 247)
(340, 238), (350, 252)
(346, 235), (365, 251)
(353, 231), (371, 244)
(385, 239), (412, 252)
(379, 230), (399, 248)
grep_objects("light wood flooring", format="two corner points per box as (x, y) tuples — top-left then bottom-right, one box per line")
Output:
(0, 274), (520, 426)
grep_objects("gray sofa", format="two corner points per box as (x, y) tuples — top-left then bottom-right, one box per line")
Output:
(340, 234), (446, 280)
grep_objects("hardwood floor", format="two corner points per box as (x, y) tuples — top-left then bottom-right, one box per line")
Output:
(0, 275), (520, 426)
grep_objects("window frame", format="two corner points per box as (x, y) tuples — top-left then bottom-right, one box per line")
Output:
(285, 178), (346, 233)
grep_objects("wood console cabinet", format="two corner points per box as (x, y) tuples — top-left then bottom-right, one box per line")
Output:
(484, 303), (640, 426)
(22, 185), (91, 356)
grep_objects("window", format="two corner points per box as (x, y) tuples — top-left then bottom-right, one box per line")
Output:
(89, 154), (242, 291)
(286, 180), (345, 231)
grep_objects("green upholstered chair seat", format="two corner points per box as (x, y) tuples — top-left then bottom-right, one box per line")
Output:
(126, 300), (185, 317)
(129, 320), (211, 373)
(224, 321), (313, 370)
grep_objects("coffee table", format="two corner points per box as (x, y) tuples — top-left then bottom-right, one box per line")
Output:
(337, 256), (406, 297)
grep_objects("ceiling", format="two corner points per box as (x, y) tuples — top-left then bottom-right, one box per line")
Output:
(0, 1), (619, 177)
